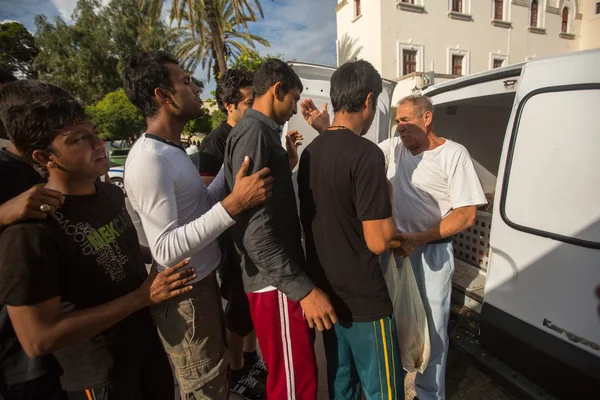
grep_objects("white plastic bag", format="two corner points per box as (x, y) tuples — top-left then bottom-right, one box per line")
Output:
(383, 253), (430, 373)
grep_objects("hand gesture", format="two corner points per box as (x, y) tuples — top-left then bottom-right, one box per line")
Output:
(0, 185), (65, 226)
(223, 156), (274, 217)
(300, 99), (330, 134)
(285, 130), (303, 171)
(138, 260), (196, 306)
(300, 288), (338, 331)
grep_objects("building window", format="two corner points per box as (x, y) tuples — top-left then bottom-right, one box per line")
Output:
(494, 0), (504, 20)
(402, 0), (415, 3)
(530, 0), (538, 27)
(452, 0), (463, 13)
(448, 48), (469, 75)
(355, 0), (361, 17)
(562, 8), (569, 33)
(403, 50), (417, 75)
(596, 2), (600, 14)
(398, 43), (424, 78)
(490, 53), (508, 69)
(452, 55), (464, 75)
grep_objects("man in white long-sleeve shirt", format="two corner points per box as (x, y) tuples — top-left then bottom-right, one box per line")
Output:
(122, 51), (273, 399)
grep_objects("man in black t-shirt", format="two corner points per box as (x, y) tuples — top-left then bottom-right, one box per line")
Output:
(198, 69), (268, 400)
(0, 82), (196, 400)
(298, 60), (404, 399)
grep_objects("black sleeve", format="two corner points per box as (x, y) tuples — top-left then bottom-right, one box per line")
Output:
(198, 134), (226, 176)
(0, 223), (62, 306)
(352, 144), (392, 221)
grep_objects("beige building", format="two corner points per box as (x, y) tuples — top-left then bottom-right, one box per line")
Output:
(336, 0), (600, 97)
(579, 0), (600, 50)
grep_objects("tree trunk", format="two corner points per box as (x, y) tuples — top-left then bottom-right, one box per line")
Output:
(205, 0), (227, 78)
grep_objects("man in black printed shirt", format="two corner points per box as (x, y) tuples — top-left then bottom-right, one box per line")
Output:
(0, 82), (196, 400)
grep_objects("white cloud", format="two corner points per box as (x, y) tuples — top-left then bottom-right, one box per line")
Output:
(250, 0), (337, 66)
(193, 0), (337, 95)
(50, 0), (78, 21)
(49, 0), (111, 21)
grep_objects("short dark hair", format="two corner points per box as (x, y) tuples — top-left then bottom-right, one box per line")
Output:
(253, 59), (303, 97)
(0, 80), (71, 135)
(123, 51), (180, 118)
(0, 68), (17, 85)
(330, 60), (382, 113)
(216, 69), (254, 113)
(5, 84), (86, 168)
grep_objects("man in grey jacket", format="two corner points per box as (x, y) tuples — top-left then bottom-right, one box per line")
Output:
(224, 59), (337, 400)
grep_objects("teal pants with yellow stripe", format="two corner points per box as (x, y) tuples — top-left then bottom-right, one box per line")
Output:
(323, 315), (404, 400)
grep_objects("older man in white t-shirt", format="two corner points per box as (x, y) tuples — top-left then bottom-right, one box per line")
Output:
(379, 95), (486, 400)
(301, 94), (486, 400)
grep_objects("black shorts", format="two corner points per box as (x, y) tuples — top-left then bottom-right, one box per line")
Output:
(217, 234), (254, 337)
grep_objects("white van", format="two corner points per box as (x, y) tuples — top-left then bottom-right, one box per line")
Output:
(288, 50), (600, 398)
(420, 49), (600, 398)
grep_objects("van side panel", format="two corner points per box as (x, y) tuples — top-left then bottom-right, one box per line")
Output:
(482, 50), (600, 397)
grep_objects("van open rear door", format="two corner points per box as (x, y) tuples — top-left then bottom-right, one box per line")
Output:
(481, 49), (600, 397)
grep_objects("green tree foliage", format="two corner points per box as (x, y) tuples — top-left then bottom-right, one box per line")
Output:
(184, 112), (213, 135)
(210, 108), (227, 130)
(170, 0), (270, 81)
(142, 0), (268, 80)
(34, 0), (173, 105)
(229, 50), (279, 72)
(0, 22), (39, 77)
(86, 89), (145, 141)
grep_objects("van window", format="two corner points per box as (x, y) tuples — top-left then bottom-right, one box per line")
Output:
(503, 88), (600, 246)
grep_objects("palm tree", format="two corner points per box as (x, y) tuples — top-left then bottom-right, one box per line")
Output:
(139, 0), (267, 77)
(169, 0), (270, 81)
(337, 33), (362, 66)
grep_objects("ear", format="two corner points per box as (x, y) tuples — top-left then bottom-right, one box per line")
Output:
(224, 102), (235, 115)
(154, 87), (172, 106)
(423, 110), (433, 128)
(32, 149), (54, 170)
(364, 92), (375, 111)
(273, 82), (284, 101)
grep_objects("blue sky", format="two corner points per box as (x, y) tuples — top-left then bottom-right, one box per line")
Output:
(0, 0), (338, 94)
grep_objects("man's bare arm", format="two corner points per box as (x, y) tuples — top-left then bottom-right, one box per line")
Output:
(8, 261), (195, 358)
(362, 217), (398, 255)
(396, 205), (477, 257)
